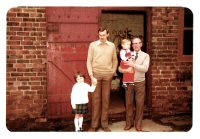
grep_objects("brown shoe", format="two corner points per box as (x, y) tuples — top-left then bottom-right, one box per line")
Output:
(88, 127), (97, 132)
(102, 127), (111, 132)
(135, 126), (142, 132)
(124, 125), (133, 130)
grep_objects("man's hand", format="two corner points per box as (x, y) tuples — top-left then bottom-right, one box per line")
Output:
(92, 77), (97, 86)
(126, 67), (134, 73)
(119, 66), (134, 73)
(90, 75), (97, 86)
(124, 60), (135, 68)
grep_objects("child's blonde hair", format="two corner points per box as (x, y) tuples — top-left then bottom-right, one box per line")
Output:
(121, 39), (131, 45)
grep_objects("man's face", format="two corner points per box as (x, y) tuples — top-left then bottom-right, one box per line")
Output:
(132, 38), (142, 52)
(99, 30), (109, 43)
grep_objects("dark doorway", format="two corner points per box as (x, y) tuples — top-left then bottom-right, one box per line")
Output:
(100, 9), (151, 117)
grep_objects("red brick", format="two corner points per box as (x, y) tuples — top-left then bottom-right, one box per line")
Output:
(9, 26), (23, 31)
(17, 77), (29, 81)
(7, 41), (20, 45)
(23, 18), (35, 22)
(17, 13), (29, 17)
(21, 22), (33, 27)
(18, 86), (30, 90)
(21, 41), (34, 45)
(17, 32), (30, 36)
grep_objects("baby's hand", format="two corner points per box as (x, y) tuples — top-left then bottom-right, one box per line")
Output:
(72, 104), (76, 109)
(129, 56), (135, 62)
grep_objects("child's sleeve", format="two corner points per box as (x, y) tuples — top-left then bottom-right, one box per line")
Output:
(87, 84), (96, 93)
(120, 50), (127, 61)
(70, 85), (76, 108)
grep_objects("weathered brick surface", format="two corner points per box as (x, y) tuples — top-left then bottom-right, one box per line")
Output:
(7, 7), (47, 120)
(151, 8), (192, 115)
(6, 7), (192, 120)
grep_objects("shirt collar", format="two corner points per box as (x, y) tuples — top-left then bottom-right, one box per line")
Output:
(97, 40), (109, 45)
(134, 50), (141, 55)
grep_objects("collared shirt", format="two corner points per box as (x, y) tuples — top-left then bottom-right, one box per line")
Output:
(96, 40), (109, 46)
(133, 50), (141, 59)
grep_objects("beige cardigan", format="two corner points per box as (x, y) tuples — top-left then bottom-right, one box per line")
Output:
(133, 51), (150, 82)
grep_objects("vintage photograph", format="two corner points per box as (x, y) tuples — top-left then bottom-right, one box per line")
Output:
(6, 7), (192, 132)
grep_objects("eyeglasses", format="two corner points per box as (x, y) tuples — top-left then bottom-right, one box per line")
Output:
(132, 42), (142, 45)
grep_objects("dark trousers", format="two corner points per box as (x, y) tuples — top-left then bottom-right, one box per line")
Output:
(125, 80), (146, 127)
(91, 73), (113, 128)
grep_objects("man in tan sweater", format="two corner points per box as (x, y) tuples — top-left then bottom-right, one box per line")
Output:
(87, 27), (118, 132)
(119, 36), (150, 132)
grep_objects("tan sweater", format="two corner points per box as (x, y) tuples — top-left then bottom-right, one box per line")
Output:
(87, 40), (118, 76)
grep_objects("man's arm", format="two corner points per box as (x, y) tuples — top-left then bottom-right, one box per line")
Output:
(112, 44), (118, 74)
(128, 54), (150, 73)
(118, 66), (133, 73)
(134, 54), (150, 73)
(124, 54), (150, 73)
(86, 43), (94, 77)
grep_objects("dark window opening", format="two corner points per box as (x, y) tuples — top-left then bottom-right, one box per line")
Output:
(183, 8), (193, 56)
(179, 7), (193, 61)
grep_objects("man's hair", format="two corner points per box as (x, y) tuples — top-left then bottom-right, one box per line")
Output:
(74, 71), (85, 81)
(98, 27), (109, 34)
(132, 35), (143, 42)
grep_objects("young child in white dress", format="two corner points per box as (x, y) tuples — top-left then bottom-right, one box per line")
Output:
(70, 71), (97, 132)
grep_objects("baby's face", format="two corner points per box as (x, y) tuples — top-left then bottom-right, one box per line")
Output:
(122, 42), (131, 50)
(76, 75), (84, 83)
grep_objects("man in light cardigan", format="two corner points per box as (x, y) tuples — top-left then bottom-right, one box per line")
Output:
(87, 27), (118, 132)
(119, 36), (150, 131)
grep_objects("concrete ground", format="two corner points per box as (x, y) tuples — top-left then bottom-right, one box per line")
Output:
(7, 94), (192, 132)
(97, 119), (172, 132)
(6, 114), (192, 132)
(96, 114), (192, 132)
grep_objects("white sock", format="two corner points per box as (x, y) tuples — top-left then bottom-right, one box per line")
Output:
(78, 117), (83, 129)
(74, 118), (79, 131)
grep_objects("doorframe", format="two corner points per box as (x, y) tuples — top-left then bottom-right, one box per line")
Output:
(99, 7), (152, 115)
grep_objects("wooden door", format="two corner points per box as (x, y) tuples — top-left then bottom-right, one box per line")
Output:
(46, 7), (99, 118)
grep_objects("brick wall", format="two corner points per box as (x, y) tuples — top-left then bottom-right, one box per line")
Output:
(6, 7), (47, 119)
(151, 7), (192, 115)
(6, 7), (192, 120)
